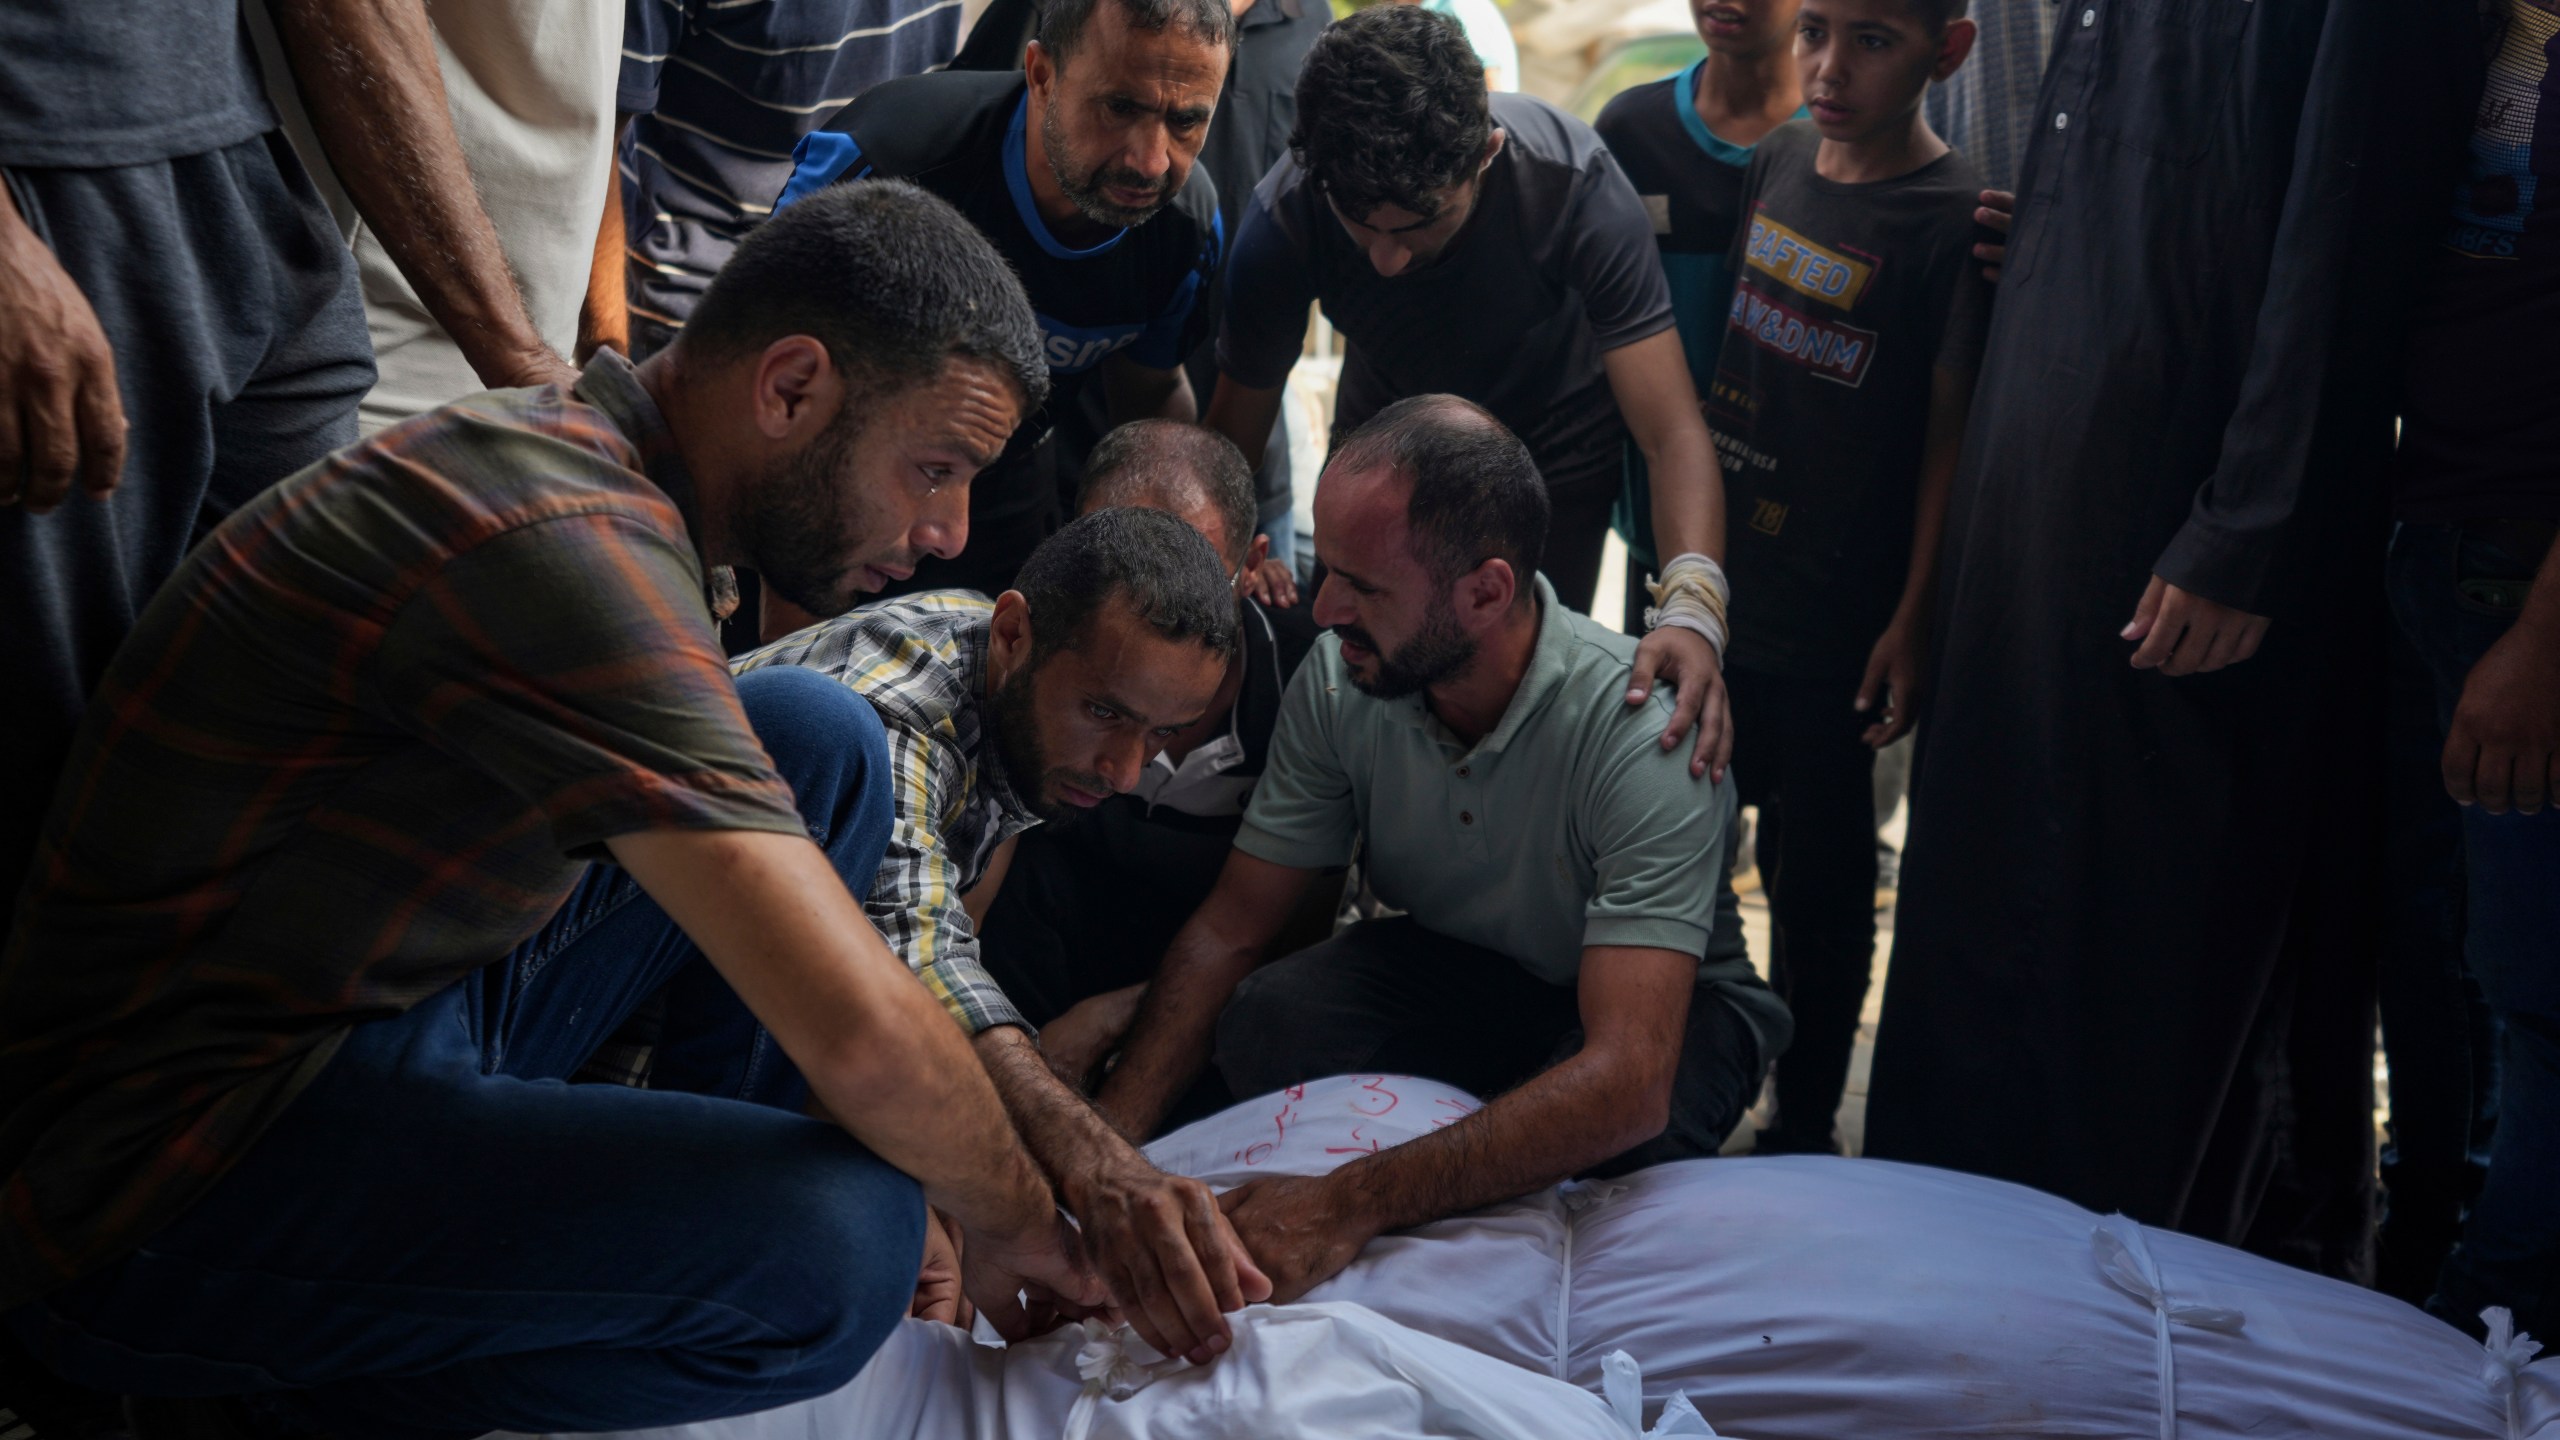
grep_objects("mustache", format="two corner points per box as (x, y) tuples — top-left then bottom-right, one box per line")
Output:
(1334, 624), (1379, 653)
(1089, 164), (1173, 199)
(1052, 767), (1115, 797)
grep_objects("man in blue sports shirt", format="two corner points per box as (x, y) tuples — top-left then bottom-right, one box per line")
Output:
(772, 0), (1232, 618)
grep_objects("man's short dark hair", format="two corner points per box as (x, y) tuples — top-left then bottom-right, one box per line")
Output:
(1037, 0), (1235, 65)
(1290, 6), (1493, 220)
(678, 180), (1048, 416)
(1015, 506), (1240, 665)
(1077, 421), (1256, 566)
(1329, 395), (1548, 597)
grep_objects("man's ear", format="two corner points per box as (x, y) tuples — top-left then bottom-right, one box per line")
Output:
(1454, 556), (1518, 631)
(989, 589), (1038, 686)
(1243, 532), (1272, 577)
(1024, 39), (1057, 100)
(751, 335), (836, 442)
(1933, 16), (1978, 80)
(1480, 127), (1507, 174)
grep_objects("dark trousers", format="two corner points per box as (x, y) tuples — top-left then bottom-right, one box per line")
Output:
(1215, 917), (1763, 1174)
(2375, 608), (2497, 1304)
(0, 133), (373, 936)
(978, 819), (1211, 1028)
(1728, 667), (1878, 1151)
(5, 668), (920, 1439)
(2387, 520), (2560, 1340)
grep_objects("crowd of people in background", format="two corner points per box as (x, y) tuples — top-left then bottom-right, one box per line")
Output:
(0, 0), (2548, 1433)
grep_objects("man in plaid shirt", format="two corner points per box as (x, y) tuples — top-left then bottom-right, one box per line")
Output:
(0, 183), (1096, 1438)
(734, 501), (1272, 1369)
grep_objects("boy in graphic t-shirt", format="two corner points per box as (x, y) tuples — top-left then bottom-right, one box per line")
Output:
(1706, 0), (1984, 1154)
(1595, 0), (1807, 634)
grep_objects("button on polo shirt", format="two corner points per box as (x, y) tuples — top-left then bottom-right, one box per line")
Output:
(1239, 577), (1788, 1053)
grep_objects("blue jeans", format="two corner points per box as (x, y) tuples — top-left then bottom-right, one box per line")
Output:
(5, 666), (918, 1438)
(2386, 520), (2560, 1339)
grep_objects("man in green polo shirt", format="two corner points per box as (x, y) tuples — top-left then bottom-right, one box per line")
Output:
(1094, 394), (1789, 1300)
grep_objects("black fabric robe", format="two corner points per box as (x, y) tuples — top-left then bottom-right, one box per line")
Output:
(1863, 0), (2475, 1278)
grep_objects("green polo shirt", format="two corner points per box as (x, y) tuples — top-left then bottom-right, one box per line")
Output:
(1238, 577), (1789, 1055)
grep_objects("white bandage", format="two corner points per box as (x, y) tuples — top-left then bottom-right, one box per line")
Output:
(1642, 552), (1730, 661)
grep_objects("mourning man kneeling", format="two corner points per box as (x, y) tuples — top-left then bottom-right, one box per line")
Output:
(735, 503), (1277, 1366)
(1095, 395), (1791, 1299)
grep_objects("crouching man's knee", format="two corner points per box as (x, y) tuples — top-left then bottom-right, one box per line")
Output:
(730, 1141), (926, 1405)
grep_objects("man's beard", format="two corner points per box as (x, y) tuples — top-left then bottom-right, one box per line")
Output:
(739, 406), (893, 618)
(1041, 101), (1176, 229)
(1336, 602), (1476, 700)
(990, 663), (1116, 825)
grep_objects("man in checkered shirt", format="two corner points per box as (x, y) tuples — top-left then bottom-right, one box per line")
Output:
(737, 499), (1276, 1369)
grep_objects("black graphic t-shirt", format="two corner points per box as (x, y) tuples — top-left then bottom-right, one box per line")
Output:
(779, 71), (1223, 590)
(1710, 122), (1989, 678)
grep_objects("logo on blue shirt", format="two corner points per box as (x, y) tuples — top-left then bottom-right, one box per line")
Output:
(1040, 315), (1146, 374)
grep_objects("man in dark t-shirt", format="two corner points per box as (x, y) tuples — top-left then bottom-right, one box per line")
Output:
(1209, 4), (1738, 783)
(772, 0), (1233, 612)
(1700, 0), (1988, 1156)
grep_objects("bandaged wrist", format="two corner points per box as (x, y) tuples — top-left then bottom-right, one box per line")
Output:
(1643, 552), (1730, 661)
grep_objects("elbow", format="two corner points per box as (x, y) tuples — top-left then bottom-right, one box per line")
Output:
(1602, 1058), (1680, 1155)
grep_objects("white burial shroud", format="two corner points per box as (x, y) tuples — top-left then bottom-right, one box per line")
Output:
(541, 1074), (2560, 1440)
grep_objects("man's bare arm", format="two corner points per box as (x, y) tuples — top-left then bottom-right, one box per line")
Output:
(974, 1026), (1271, 1365)
(1602, 330), (1732, 781)
(268, 0), (577, 390)
(1094, 848), (1315, 1141)
(1219, 945), (1695, 1300)
(608, 827), (1097, 1324)
(1202, 374), (1286, 472)
(577, 116), (632, 363)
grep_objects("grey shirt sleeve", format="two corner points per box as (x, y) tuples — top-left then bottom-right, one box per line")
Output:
(1232, 645), (1359, 871)
(1577, 709), (1730, 957)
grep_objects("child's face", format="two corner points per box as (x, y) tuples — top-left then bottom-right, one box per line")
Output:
(1794, 0), (1965, 144)
(1690, 0), (1801, 58)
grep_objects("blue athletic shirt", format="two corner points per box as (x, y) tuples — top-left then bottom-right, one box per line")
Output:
(777, 70), (1222, 591)
(1593, 60), (1806, 565)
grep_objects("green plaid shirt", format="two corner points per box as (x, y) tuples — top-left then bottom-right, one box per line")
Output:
(0, 353), (806, 1307)
(733, 593), (1040, 1035)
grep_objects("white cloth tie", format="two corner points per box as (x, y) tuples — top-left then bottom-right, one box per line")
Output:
(1060, 1319), (1185, 1440)
(2479, 1306), (2540, 1440)
(1601, 1350), (1718, 1437)
(2092, 1219), (2245, 1440)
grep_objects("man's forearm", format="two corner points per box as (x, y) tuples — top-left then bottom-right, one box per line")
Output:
(1638, 418), (1726, 564)
(975, 1026), (1147, 1196)
(1604, 330), (1727, 564)
(269, 0), (570, 388)
(608, 828), (1055, 1238)
(1093, 929), (1259, 1141)
(578, 116), (632, 362)
(1331, 1050), (1668, 1235)
(1202, 376), (1284, 473)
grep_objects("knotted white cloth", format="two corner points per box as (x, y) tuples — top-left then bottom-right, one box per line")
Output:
(2092, 1219), (2246, 1440)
